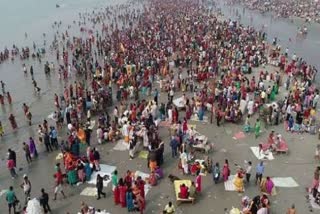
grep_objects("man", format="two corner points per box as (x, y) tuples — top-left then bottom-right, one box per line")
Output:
(170, 136), (178, 158)
(44, 132), (53, 152)
(49, 126), (59, 150)
(84, 125), (92, 146)
(163, 201), (175, 214)
(286, 204), (296, 214)
(180, 149), (188, 174)
(129, 137), (136, 160)
(53, 169), (66, 200)
(20, 174), (31, 205)
(96, 174), (106, 200)
(40, 188), (51, 213)
(23, 142), (32, 164)
(255, 161), (265, 185)
(6, 186), (17, 214)
(245, 161), (252, 183)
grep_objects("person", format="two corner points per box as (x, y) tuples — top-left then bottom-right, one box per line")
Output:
(254, 118), (261, 138)
(255, 161), (265, 185)
(136, 193), (145, 214)
(23, 142), (32, 164)
(8, 114), (17, 129)
(96, 174), (106, 200)
(112, 170), (118, 191)
(265, 177), (274, 195)
(212, 162), (220, 184)
(245, 161), (252, 183)
(126, 188), (134, 212)
(233, 172), (244, 193)
(53, 169), (66, 200)
(189, 182), (196, 198)
(8, 149), (16, 167)
(257, 203), (268, 214)
(178, 183), (189, 199)
(7, 158), (17, 179)
(93, 147), (101, 171)
(170, 136), (178, 158)
(6, 186), (17, 214)
(119, 178), (127, 207)
(180, 149), (188, 174)
(44, 132), (53, 152)
(49, 126), (59, 150)
(28, 137), (38, 159)
(7, 91), (12, 104)
(287, 204), (296, 214)
(222, 159), (230, 181)
(40, 188), (51, 213)
(80, 201), (89, 214)
(148, 171), (157, 186)
(243, 196), (259, 214)
(195, 170), (202, 193)
(129, 138), (136, 160)
(20, 174), (31, 205)
(163, 201), (175, 214)
(113, 184), (120, 205)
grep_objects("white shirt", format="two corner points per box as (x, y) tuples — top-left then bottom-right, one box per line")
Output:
(246, 165), (252, 174)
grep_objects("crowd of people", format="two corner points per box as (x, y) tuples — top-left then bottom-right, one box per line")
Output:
(227, 0), (320, 23)
(0, 0), (319, 213)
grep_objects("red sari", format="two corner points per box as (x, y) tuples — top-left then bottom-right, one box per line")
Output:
(195, 175), (202, 192)
(119, 185), (127, 207)
(113, 186), (120, 205)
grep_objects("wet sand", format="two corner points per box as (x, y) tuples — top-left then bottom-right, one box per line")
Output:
(0, 0), (318, 213)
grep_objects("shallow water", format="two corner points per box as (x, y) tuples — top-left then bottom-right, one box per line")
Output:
(0, 0), (126, 50)
(216, 0), (320, 71)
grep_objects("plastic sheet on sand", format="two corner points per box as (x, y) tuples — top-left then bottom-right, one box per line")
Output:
(87, 164), (116, 187)
(26, 198), (43, 214)
(250, 147), (274, 160)
(224, 175), (245, 192)
(138, 150), (148, 159)
(272, 177), (299, 188)
(113, 140), (129, 151)
(80, 187), (97, 197)
(309, 194), (320, 209)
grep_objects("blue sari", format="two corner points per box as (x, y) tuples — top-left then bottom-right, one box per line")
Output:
(126, 191), (134, 211)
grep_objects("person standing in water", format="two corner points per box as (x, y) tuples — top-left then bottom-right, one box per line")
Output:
(6, 92), (12, 104)
(8, 114), (17, 130)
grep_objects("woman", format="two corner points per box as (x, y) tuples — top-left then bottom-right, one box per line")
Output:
(148, 171), (157, 186)
(126, 188), (134, 212)
(254, 118), (261, 138)
(233, 172), (244, 193)
(243, 196), (259, 214)
(265, 177), (274, 195)
(77, 160), (85, 183)
(118, 178), (127, 208)
(288, 115), (294, 131)
(222, 159), (230, 181)
(195, 170), (202, 193)
(28, 137), (38, 158)
(212, 162), (220, 184)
